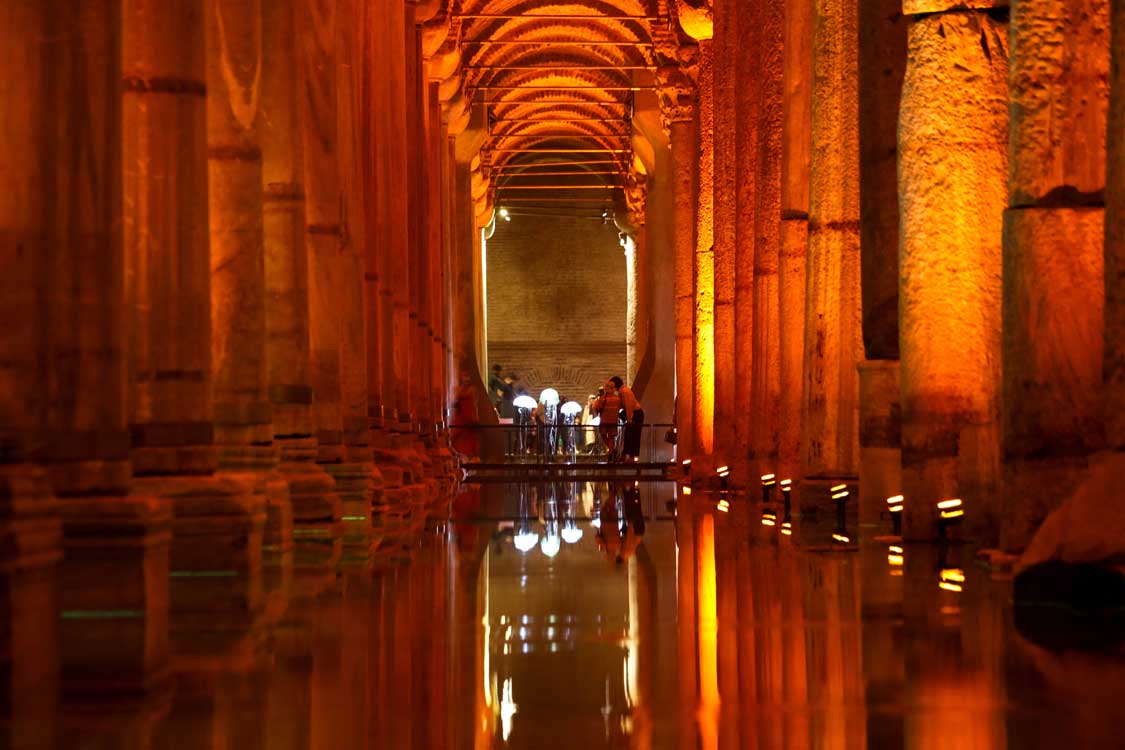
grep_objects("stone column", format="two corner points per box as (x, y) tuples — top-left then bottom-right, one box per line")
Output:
(693, 40), (716, 459)
(751, 0), (784, 480)
(4, 0), (172, 693)
(670, 114), (698, 461)
(802, 0), (863, 485)
(298, 0), (345, 519)
(1110, 0), (1125, 454)
(899, 2), (1009, 540)
(857, 0), (907, 525)
(261, 0), (339, 529)
(1002, 0), (1109, 549)
(735, 3), (762, 477)
(206, 0), (288, 548)
(712, 0), (738, 469)
(334, 0), (380, 553)
(779, 0), (813, 484)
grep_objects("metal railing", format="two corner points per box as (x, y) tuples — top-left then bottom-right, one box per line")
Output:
(457, 422), (676, 464)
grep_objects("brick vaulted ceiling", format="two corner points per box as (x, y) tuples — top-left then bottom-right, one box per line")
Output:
(421, 1), (708, 218)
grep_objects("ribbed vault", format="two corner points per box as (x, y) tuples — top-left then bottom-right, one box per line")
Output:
(425, 0), (697, 220)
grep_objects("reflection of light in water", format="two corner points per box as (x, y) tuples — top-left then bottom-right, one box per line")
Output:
(500, 678), (517, 742)
(562, 525), (584, 544)
(514, 531), (539, 553)
(540, 533), (561, 558)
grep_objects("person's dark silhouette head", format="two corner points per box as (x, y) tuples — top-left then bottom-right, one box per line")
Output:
(610, 376), (624, 389)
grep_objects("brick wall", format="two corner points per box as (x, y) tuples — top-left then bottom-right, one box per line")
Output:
(485, 211), (627, 403)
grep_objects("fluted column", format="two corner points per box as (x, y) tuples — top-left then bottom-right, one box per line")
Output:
(802, 0), (863, 484)
(899, 1), (1009, 539)
(298, 0), (345, 521)
(1110, 0), (1125, 454)
(750, 0), (784, 481)
(857, 0), (907, 525)
(778, 0), (813, 484)
(261, 0), (340, 529)
(1001, 0), (1109, 550)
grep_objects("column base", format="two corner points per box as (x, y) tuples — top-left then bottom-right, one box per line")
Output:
(0, 465), (60, 744)
(134, 473), (265, 656)
(858, 360), (902, 529)
(58, 493), (172, 694)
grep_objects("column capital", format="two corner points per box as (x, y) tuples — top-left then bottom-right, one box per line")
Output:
(675, 0), (714, 41)
(902, 0), (1008, 15)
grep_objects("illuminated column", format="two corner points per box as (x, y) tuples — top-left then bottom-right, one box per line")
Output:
(778, 0), (814, 483)
(669, 111), (698, 461)
(802, 0), (863, 483)
(206, 0), (288, 548)
(712, 0), (738, 464)
(298, 0), (346, 508)
(693, 38), (716, 459)
(1001, 0), (1109, 549)
(1110, 0), (1125, 453)
(333, 0), (381, 550)
(857, 0), (907, 525)
(734, 3), (761, 474)
(751, 0), (784, 479)
(261, 0), (340, 527)
(899, 2), (1009, 539)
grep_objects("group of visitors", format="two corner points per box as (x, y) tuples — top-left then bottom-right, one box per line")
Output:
(590, 376), (645, 462)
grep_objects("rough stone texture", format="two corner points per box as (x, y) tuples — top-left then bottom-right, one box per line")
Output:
(903, 0), (1009, 12)
(858, 360), (902, 527)
(672, 119), (698, 459)
(1002, 208), (1105, 548)
(1110, 0), (1125, 451)
(712, 0), (738, 459)
(123, 0), (216, 477)
(778, 0), (814, 483)
(1009, 0), (1109, 207)
(859, 0), (906, 361)
(734, 2), (763, 473)
(484, 212), (627, 401)
(802, 0), (863, 480)
(779, 220), (809, 483)
(694, 41), (716, 457)
(751, 0), (785, 477)
(898, 11), (1009, 540)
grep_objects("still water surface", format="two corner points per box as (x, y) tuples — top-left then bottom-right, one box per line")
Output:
(14, 481), (1125, 749)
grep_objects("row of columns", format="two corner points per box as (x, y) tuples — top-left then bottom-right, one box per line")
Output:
(667, 0), (1118, 547)
(1, 0), (464, 698)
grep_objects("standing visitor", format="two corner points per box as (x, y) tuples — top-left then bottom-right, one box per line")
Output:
(591, 380), (623, 461)
(611, 376), (645, 462)
(487, 363), (510, 416)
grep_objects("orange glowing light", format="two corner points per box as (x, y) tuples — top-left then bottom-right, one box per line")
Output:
(887, 554), (904, 566)
(940, 568), (965, 583)
(715, 465), (730, 475)
(682, 486), (692, 496)
(832, 533), (851, 544)
(939, 581), (963, 593)
(831, 484), (848, 492)
(936, 498), (963, 510)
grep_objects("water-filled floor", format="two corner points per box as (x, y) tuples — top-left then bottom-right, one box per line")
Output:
(8, 480), (1125, 749)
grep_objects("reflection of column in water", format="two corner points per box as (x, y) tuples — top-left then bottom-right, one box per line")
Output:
(696, 514), (720, 750)
(902, 546), (1006, 749)
(860, 541), (905, 747)
(674, 499), (699, 749)
(751, 536), (786, 748)
(714, 509), (742, 750)
(803, 552), (866, 749)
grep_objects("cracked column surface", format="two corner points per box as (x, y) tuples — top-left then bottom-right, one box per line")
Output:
(801, 0), (863, 483)
(899, 1), (1009, 540)
(1002, 0), (1109, 550)
(261, 0), (339, 531)
(671, 116), (698, 462)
